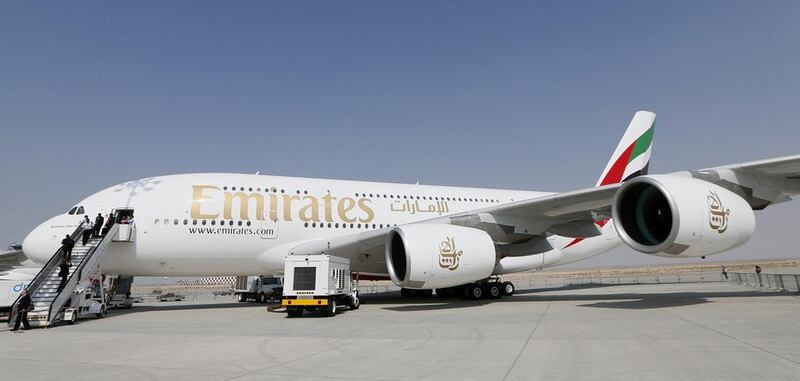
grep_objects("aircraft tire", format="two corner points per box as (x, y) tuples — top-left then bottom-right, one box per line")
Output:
(488, 283), (502, 299)
(467, 284), (483, 300)
(502, 281), (515, 296)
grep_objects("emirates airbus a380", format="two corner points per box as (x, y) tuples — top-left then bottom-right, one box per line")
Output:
(3, 111), (800, 301)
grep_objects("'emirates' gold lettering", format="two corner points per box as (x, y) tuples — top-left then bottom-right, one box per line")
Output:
(191, 185), (220, 219)
(190, 185), (375, 224)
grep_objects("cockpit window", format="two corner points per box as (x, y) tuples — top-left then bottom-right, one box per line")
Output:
(76, 206), (85, 215)
(67, 207), (78, 215)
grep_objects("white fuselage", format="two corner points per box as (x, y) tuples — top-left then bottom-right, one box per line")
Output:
(22, 173), (622, 277)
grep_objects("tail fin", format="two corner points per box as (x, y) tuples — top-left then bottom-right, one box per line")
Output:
(596, 111), (656, 187)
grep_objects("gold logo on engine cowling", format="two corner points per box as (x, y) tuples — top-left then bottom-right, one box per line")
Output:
(439, 237), (463, 271)
(707, 191), (730, 233)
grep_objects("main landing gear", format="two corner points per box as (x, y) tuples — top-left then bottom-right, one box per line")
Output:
(400, 278), (515, 300)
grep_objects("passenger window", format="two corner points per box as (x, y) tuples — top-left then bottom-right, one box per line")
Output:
(192, 220), (197, 225)
(154, 219), (160, 225)
(211, 220), (216, 226)
(183, 219), (188, 225)
(174, 219), (179, 225)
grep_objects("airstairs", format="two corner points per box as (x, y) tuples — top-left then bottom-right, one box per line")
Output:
(8, 219), (126, 328)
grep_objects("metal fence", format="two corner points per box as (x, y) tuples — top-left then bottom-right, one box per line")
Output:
(728, 272), (800, 293)
(127, 271), (800, 303)
(512, 271), (726, 289)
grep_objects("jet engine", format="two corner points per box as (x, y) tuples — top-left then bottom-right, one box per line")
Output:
(612, 175), (755, 258)
(386, 224), (496, 289)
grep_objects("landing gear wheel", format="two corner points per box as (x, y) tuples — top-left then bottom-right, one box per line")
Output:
(488, 283), (502, 299)
(467, 284), (483, 300)
(327, 299), (337, 317)
(418, 289), (433, 298)
(287, 307), (303, 318)
(400, 288), (417, 298)
(502, 281), (515, 296)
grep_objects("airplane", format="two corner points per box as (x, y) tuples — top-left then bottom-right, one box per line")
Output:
(2, 110), (799, 305)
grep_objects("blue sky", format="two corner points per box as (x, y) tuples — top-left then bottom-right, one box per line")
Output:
(1, 1), (799, 267)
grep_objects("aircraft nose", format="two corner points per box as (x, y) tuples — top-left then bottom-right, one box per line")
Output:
(22, 219), (62, 264)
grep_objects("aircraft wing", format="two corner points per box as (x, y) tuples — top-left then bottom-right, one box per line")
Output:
(0, 249), (39, 281)
(284, 154), (800, 268)
(685, 154), (800, 209)
(284, 184), (623, 273)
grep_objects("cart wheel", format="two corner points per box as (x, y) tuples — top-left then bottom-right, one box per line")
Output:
(287, 307), (303, 318)
(327, 299), (337, 317)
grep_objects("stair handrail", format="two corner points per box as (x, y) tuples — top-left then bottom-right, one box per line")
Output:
(7, 223), (83, 324)
(46, 223), (120, 325)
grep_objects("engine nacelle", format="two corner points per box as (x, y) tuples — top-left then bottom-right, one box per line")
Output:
(612, 175), (755, 258)
(386, 224), (496, 289)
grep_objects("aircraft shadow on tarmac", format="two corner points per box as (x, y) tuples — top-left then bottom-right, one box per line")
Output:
(373, 284), (786, 312)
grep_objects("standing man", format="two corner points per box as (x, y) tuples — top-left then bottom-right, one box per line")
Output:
(101, 212), (115, 236)
(11, 289), (32, 332)
(60, 234), (75, 265)
(94, 213), (104, 237)
(81, 215), (93, 246)
(721, 266), (728, 280)
(755, 265), (762, 287)
(57, 259), (70, 293)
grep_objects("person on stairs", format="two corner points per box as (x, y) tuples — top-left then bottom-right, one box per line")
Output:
(11, 289), (32, 332)
(80, 215), (93, 246)
(93, 213), (104, 237)
(60, 234), (75, 265)
(101, 212), (115, 236)
(57, 259), (70, 293)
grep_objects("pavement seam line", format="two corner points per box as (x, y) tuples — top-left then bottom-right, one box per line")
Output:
(664, 309), (800, 367)
(502, 300), (552, 381)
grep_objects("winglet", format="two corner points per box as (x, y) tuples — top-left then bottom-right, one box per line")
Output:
(596, 111), (656, 187)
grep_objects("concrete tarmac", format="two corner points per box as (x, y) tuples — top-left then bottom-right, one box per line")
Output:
(2, 282), (799, 381)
